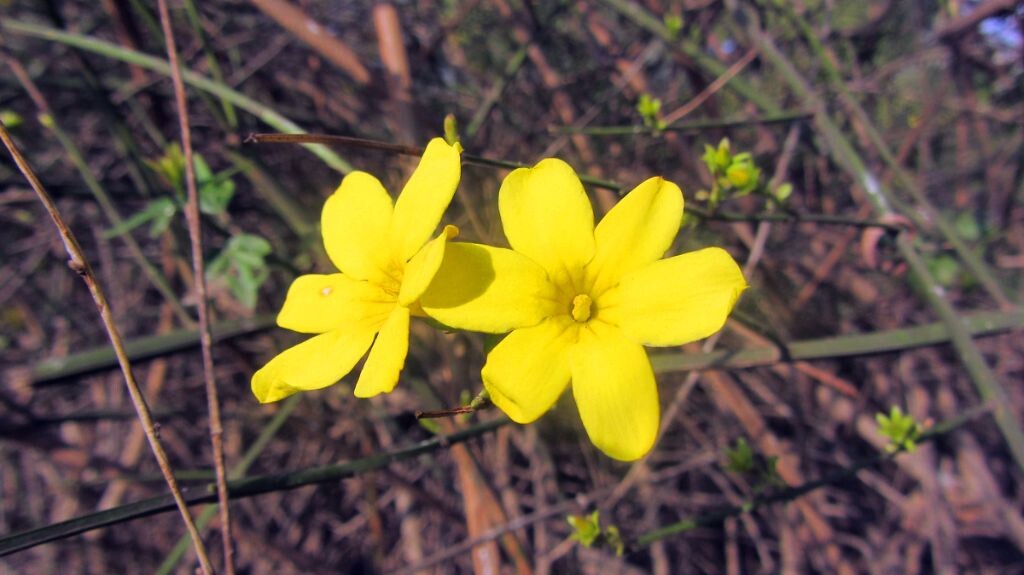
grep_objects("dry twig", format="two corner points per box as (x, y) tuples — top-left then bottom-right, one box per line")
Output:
(155, 0), (234, 572)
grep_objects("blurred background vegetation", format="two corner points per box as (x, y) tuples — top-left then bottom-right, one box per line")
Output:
(1, 0), (1022, 573)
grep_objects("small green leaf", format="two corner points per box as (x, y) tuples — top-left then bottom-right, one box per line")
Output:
(927, 254), (961, 287)
(196, 156), (236, 216)
(103, 197), (177, 239)
(715, 138), (732, 171)
(637, 93), (663, 130)
(663, 14), (683, 39)
(725, 438), (755, 473)
(954, 212), (981, 242)
(198, 181), (233, 215)
(443, 113), (461, 147)
(604, 525), (624, 557)
(726, 164), (755, 190)
(702, 144), (718, 174)
(567, 510), (602, 547)
(774, 183), (793, 202)
(147, 144), (186, 193)
(193, 154), (213, 182)
(148, 201), (177, 237)
(0, 110), (24, 129)
(206, 233), (272, 309)
(761, 455), (784, 487)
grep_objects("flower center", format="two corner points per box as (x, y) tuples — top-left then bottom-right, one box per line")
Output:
(379, 260), (404, 297)
(570, 294), (592, 323)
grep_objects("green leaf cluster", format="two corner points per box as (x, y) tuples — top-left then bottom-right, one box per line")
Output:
(1, 110), (24, 129)
(921, 211), (994, 289)
(206, 234), (272, 309)
(110, 145), (240, 241)
(103, 197), (177, 239)
(662, 14), (683, 39)
(875, 406), (922, 453)
(146, 145), (238, 216)
(194, 154), (236, 216)
(698, 138), (794, 210)
(724, 437), (783, 490)
(636, 93), (666, 131)
(567, 510), (624, 556)
(106, 145), (272, 309)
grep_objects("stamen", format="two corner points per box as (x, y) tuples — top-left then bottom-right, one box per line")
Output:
(570, 294), (592, 323)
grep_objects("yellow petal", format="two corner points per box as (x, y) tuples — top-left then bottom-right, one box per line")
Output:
(399, 225), (459, 307)
(498, 158), (594, 291)
(277, 274), (395, 334)
(389, 138), (462, 263)
(586, 177), (683, 296)
(481, 317), (576, 423)
(599, 247), (746, 347)
(569, 321), (659, 461)
(251, 322), (379, 403)
(354, 306), (411, 398)
(322, 172), (394, 283)
(421, 242), (557, 333)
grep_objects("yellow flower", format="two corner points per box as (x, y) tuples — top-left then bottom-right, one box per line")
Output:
(422, 159), (746, 460)
(252, 138), (461, 403)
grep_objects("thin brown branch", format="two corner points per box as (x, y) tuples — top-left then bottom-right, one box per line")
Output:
(662, 46), (760, 125)
(416, 391), (493, 419)
(0, 120), (214, 575)
(246, 131), (422, 155)
(416, 403), (493, 420)
(155, 1), (233, 573)
(416, 406), (477, 419)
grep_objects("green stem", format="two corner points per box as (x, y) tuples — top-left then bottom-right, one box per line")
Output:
(686, 205), (904, 230)
(31, 308), (1021, 387)
(2, 19), (352, 173)
(650, 309), (1023, 373)
(0, 408), (188, 433)
(0, 418), (507, 557)
(31, 314), (276, 385)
